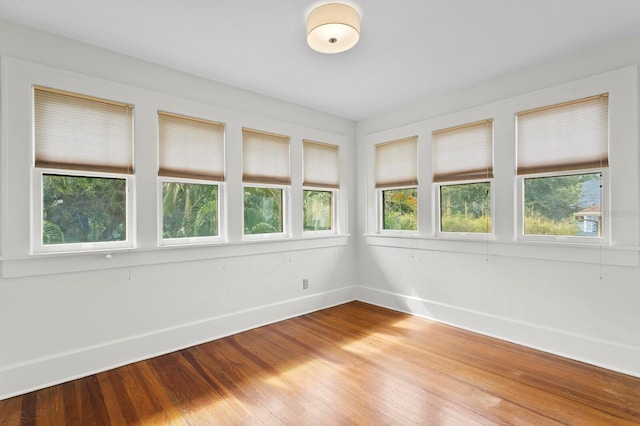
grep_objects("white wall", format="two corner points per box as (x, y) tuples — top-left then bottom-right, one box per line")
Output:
(0, 20), (357, 399)
(2, 18), (640, 401)
(356, 35), (640, 377)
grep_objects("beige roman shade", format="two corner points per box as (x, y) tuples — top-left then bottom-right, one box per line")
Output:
(158, 112), (225, 181)
(303, 140), (339, 188)
(517, 94), (609, 175)
(242, 128), (290, 185)
(375, 136), (418, 188)
(433, 119), (493, 183)
(34, 86), (133, 174)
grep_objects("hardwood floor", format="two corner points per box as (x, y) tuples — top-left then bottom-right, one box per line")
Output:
(1, 301), (639, 425)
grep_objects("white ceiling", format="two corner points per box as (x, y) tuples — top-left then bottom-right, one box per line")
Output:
(2, 1), (640, 121)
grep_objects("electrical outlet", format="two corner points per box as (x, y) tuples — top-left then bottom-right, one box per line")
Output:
(302, 278), (309, 290)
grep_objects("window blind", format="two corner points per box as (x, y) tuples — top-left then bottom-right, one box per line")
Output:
(375, 136), (418, 188)
(158, 112), (225, 181)
(34, 86), (133, 174)
(517, 94), (609, 175)
(303, 140), (339, 188)
(433, 119), (493, 183)
(242, 128), (290, 185)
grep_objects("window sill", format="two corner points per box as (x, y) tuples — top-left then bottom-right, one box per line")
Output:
(1, 235), (350, 278)
(363, 234), (639, 267)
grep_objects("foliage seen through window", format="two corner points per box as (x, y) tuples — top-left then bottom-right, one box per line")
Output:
(524, 173), (602, 236)
(303, 190), (333, 231)
(43, 174), (126, 245)
(382, 188), (417, 231)
(244, 187), (284, 235)
(440, 182), (491, 233)
(163, 182), (218, 239)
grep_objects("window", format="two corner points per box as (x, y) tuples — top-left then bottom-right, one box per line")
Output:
(303, 140), (339, 232)
(33, 86), (133, 251)
(523, 173), (603, 237)
(381, 187), (418, 231)
(158, 112), (225, 243)
(439, 182), (491, 233)
(303, 190), (333, 231)
(242, 128), (290, 236)
(517, 94), (608, 240)
(375, 136), (418, 231)
(433, 120), (493, 234)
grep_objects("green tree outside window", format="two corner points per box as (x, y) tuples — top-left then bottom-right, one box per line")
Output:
(244, 187), (284, 235)
(382, 188), (417, 231)
(163, 182), (218, 239)
(43, 174), (126, 245)
(303, 190), (333, 231)
(524, 173), (601, 236)
(440, 182), (491, 233)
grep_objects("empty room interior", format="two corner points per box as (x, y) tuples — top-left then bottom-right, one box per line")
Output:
(1, 1), (640, 424)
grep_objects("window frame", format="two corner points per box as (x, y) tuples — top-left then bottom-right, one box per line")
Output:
(242, 183), (289, 240)
(516, 168), (609, 244)
(302, 186), (337, 235)
(435, 178), (494, 239)
(33, 168), (135, 253)
(157, 176), (224, 246)
(378, 185), (419, 234)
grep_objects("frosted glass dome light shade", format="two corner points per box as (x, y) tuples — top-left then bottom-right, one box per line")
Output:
(306, 3), (360, 54)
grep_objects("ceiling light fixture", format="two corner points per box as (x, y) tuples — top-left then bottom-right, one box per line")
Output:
(306, 3), (361, 54)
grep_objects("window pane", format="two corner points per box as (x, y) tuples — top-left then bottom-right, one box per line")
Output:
(304, 190), (333, 231)
(43, 174), (126, 244)
(382, 188), (417, 231)
(244, 187), (284, 235)
(440, 182), (491, 233)
(162, 182), (218, 239)
(524, 173), (602, 236)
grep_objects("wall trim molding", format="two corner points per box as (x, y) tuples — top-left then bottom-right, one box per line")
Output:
(363, 235), (640, 267)
(0, 286), (357, 400)
(1, 235), (351, 278)
(355, 285), (640, 379)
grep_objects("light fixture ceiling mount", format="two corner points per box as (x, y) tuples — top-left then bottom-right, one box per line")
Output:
(306, 3), (361, 54)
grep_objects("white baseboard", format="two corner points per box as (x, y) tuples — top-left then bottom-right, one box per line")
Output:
(3, 284), (638, 401)
(355, 285), (640, 379)
(0, 286), (357, 400)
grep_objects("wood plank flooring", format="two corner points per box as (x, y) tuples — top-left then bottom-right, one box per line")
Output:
(1, 301), (639, 425)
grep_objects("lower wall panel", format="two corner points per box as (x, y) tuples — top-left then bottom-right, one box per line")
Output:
(3, 283), (638, 401)
(0, 286), (356, 400)
(355, 285), (640, 379)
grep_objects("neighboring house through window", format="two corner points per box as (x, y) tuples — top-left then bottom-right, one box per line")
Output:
(517, 94), (609, 241)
